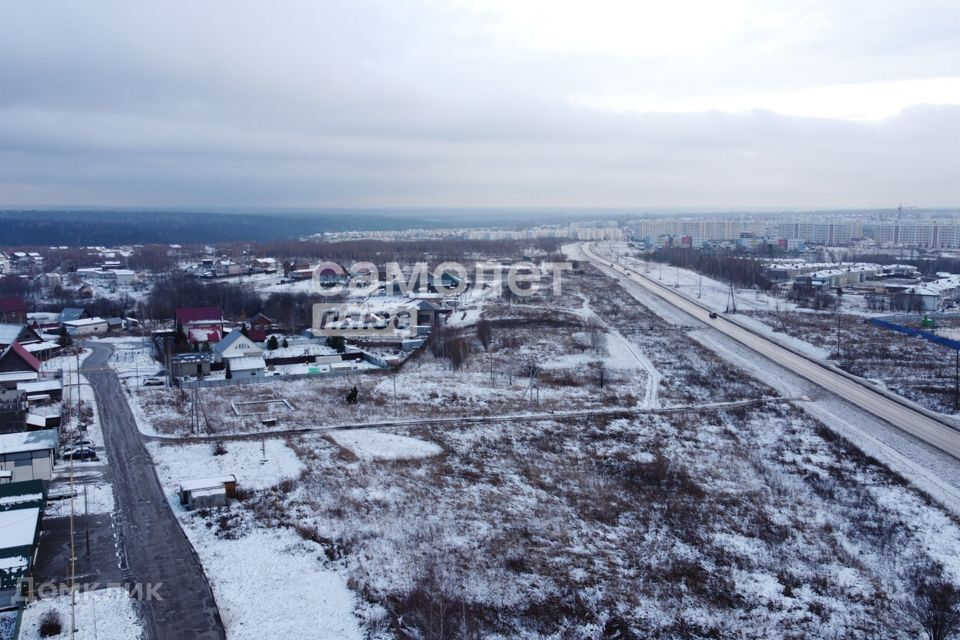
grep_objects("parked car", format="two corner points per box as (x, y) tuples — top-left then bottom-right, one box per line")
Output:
(142, 377), (165, 386)
(63, 447), (98, 461)
(71, 438), (94, 448)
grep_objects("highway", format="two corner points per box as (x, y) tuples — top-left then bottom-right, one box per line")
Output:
(581, 242), (960, 461)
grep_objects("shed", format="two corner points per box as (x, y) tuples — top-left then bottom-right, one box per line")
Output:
(227, 356), (266, 378)
(170, 352), (214, 379)
(178, 475), (237, 510)
(63, 317), (109, 336)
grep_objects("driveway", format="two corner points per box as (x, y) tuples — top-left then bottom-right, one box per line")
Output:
(82, 343), (225, 640)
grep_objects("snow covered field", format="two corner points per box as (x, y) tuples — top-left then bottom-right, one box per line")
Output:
(146, 438), (364, 639)
(20, 587), (143, 640)
(120, 262), (960, 639)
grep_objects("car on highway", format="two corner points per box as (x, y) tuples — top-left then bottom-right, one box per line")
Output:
(709, 312), (718, 319)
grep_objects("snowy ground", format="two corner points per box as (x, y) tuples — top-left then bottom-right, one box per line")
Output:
(123, 257), (960, 639)
(327, 430), (442, 461)
(45, 482), (115, 517)
(145, 438), (364, 640)
(20, 587), (143, 640)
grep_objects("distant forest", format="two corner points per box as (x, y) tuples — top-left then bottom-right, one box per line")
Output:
(0, 210), (443, 246)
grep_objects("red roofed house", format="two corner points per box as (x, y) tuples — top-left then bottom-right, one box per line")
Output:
(0, 342), (42, 389)
(175, 307), (226, 345)
(0, 297), (26, 324)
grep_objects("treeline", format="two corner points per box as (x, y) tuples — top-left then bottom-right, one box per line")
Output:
(145, 272), (330, 329)
(245, 237), (565, 264)
(650, 248), (772, 290)
(0, 210), (441, 246)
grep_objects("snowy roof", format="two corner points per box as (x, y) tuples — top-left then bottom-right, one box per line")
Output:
(59, 307), (87, 322)
(188, 327), (221, 343)
(911, 276), (960, 296)
(0, 372), (39, 384)
(179, 475), (236, 492)
(22, 341), (59, 353)
(0, 507), (40, 549)
(228, 356), (266, 371)
(0, 493), (42, 506)
(0, 324), (26, 345)
(0, 429), (58, 455)
(213, 329), (259, 355)
(171, 352), (214, 363)
(63, 317), (107, 327)
(17, 379), (61, 393)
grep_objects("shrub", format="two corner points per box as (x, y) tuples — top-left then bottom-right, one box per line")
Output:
(39, 610), (62, 637)
(212, 441), (228, 456)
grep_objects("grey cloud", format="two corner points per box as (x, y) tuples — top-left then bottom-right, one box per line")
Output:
(0, 0), (957, 208)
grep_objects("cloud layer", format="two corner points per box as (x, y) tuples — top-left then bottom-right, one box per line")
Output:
(1, 0), (957, 209)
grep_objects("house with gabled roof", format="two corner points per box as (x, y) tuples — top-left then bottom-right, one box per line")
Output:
(58, 307), (89, 323)
(0, 325), (41, 351)
(175, 307), (226, 345)
(0, 343), (41, 388)
(212, 330), (263, 363)
(0, 298), (26, 324)
(244, 313), (276, 342)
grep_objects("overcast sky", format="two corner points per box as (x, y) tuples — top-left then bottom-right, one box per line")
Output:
(1, 0), (957, 210)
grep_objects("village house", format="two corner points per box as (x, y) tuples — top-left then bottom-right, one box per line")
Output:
(170, 352), (214, 379)
(0, 481), (45, 611)
(244, 313), (277, 342)
(176, 307), (226, 345)
(0, 343), (42, 389)
(212, 330), (264, 363)
(63, 317), (109, 337)
(226, 356), (266, 378)
(58, 307), (89, 324)
(0, 297), (26, 324)
(0, 325), (42, 351)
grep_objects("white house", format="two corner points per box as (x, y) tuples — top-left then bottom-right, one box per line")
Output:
(113, 269), (137, 285)
(63, 317), (109, 336)
(227, 356), (266, 378)
(211, 330), (263, 364)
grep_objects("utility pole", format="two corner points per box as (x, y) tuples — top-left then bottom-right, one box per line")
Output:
(698, 273), (702, 299)
(836, 313), (842, 360)
(953, 349), (960, 412)
(69, 452), (76, 639)
(725, 284), (738, 314)
(675, 265), (680, 288)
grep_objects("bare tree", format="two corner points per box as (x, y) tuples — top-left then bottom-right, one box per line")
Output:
(587, 322), (608, 356)
(902, 561), (960, 640)
(476, 318), (492, 351)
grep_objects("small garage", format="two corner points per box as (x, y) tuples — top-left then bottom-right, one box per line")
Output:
(178, 475), (237, 510)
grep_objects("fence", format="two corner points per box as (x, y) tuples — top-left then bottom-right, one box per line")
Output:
(869, 318), (960, 351)
(176, 367), (373, 389)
